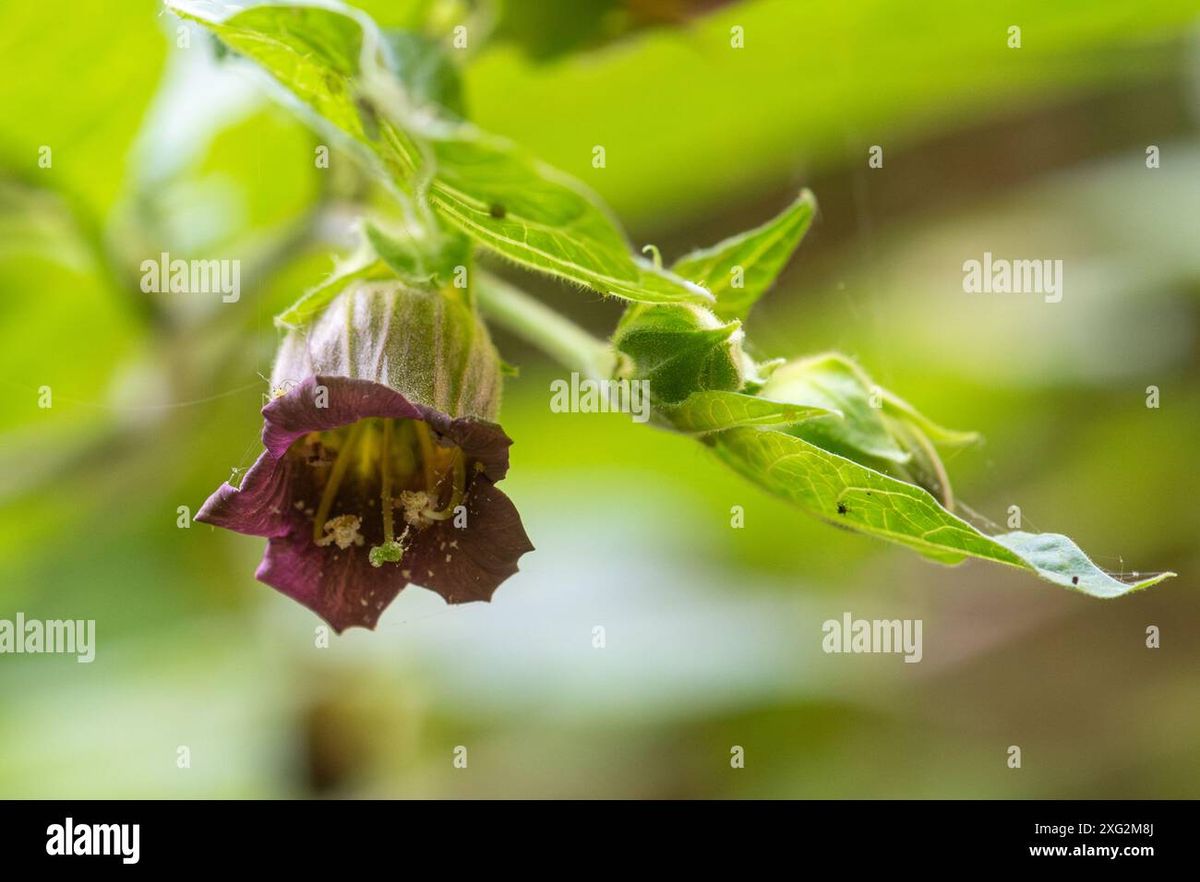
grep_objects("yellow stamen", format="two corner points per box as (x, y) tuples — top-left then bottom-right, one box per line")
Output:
(380, 418), (395, 544)
(413, 420), (437, 497)
(311, 421), (366, 542)
(369, 418), (409, 567)
(393, 418), (417, 478)
(423, 449), (467, 521)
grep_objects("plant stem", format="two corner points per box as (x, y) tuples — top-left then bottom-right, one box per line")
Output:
(475, 272), (616, 381)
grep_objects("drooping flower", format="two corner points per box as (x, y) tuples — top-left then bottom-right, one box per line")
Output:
(197, 281), (533, 632)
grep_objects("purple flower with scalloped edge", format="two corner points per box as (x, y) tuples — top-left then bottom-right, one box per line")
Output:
(196, 281), (533, 633)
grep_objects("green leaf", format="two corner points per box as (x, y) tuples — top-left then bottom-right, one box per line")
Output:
(759, 352), (911, 464)
(365, 220), (469, 288)
(671, 191), (815, 321)
(167, 0), (708, 305)
(613, 304), (744, 404)
(663, 391), (835, 434)
(758, 352), (978, 507)
(188, 4), (370, 136)
(275, 257), (394, 328)
(711, 426), (1175, 597)
(422, 132), (710, 303)
(0, 0), (167, 217)
(880, 389), (980, 447)
(380, 29), (466, 118)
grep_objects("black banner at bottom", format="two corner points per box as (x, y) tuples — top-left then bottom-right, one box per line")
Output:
(0, 799), (1185, 869)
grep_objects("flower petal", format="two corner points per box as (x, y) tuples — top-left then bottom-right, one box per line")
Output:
(195, 451), (296, 538)
(261, 375), (423, 459)
(404, 479), (535, 604)
(422, 412), (512, 483)
(261, 375), (513, 481)
(199, 373), (528, 630)
(256, 531), (408, 633)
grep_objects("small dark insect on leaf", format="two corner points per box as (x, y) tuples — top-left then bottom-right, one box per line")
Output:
(1072, 576), (1079, 585)
(836, 503), (848, 515)
(489, 203), (507, 219)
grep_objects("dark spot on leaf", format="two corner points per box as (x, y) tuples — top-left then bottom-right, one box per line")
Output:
(489, 203), (506, 219)
(1071, 576), (1079, 585)
(836, 503), (848, 515)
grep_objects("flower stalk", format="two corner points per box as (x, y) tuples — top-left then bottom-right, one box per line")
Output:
(475, 271), (617, 382)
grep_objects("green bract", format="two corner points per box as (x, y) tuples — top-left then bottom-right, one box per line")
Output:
(758, 353), (978, 507)
(671, 190), (816, 322)
(612, 304), (744, 406)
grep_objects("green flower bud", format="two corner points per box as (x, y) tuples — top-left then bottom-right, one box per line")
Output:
(611, 303), (745, 406)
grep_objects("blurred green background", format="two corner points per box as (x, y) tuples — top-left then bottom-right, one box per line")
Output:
(1, 0), (1197, 798)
